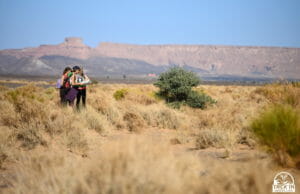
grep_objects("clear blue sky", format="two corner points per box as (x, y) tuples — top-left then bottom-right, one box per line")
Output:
(0, 0), (300, 49)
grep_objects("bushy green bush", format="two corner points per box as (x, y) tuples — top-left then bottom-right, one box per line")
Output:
(154, 67), (215, 109)
(186, 90), (216, 109)
(154, 67), (200, 102)
(251, 104), (300, 166)
(113, 89), (128, 100)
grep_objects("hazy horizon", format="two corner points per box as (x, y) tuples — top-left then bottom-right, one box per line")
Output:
(2, 37), (300, 50)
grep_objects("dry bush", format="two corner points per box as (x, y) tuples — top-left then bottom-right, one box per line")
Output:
(125, 92), (157, 105)
(63, 128), (88, 153)
(83, 107), (112, 134)
(195, 128), (238, 149)
(14, 98), (48, 124)
(91, 92), (125, 129)
(135, 103), (190, 130)
(45, 108), (70, 135)
(0, 100), (19, 127)
(0, 126), (12, 169)
(254, 83), (300, 107)
(15, 124), (47, 150)
(123, 112), (145, 132)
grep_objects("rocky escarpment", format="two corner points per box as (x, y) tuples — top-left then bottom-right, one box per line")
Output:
(95, 43), (300, 78)
(0, 37), (91, 59)
(0, 37), (300, 79)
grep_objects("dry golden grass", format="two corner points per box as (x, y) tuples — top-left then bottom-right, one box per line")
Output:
(0, 81), (299, 193)
(4, 137), (277, 194)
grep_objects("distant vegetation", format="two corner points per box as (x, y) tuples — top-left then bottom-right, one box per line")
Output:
(154, 67), (216, 109)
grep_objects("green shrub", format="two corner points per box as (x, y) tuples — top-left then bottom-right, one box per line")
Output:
(186, 90), (216, 109)
(113, 89), (128, 100)
(154, 67), (200, 102)
(251, 104), (300, 166)
(154, 67), (215, 109)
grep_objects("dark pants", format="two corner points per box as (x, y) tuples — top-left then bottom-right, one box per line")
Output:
(59, 88), (70, 105)
(76, 89), (86, 109)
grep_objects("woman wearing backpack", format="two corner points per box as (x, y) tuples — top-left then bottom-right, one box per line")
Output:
(59, 67), (72, 105)
(71, 66), (90, 109)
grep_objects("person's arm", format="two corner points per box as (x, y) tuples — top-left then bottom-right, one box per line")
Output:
(84, 75), (90, 81)
(60, 75), (65, 87)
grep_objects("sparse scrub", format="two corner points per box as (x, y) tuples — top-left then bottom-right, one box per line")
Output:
(196, 128), (237, 149)
(251, 104), (300, 166)
(254, 83), (300, 107)
(0, 126), (11, 169)
(63, 126), (88, 153)
(0, 81), (293, 193)
(123, 112), (145, 132)
(136, 104), (189, 130)
(84, 107), (112, 134)
(4, 84), (45, 103)
(16, 125), (47, 149)
(125, 91), (157, 105)
(0, 100), (19, 127)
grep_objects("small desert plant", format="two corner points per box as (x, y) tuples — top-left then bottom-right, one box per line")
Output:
(123, 112), (145, 132)
(196, 129), (233, 149)
(17, 125), (47, 149)
(113, 89), (128, 100)
(0, 126), (11, 169)
(251, 104), (300, 166)
(64, 127), (88, 153)
(84, 108), (111, 134)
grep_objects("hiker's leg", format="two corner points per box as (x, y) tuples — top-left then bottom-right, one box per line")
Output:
(61, 88), (69, 105)
(59, 88), (65, 104)
(82, 89), (86, 107)
(76, 90), (81, 108)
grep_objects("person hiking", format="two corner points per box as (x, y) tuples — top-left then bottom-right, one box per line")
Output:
(73, 66), (90, 109)
(64, 66), (81, 107)
(59, 67), (72, 105)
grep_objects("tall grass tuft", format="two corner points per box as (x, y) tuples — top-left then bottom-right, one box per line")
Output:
(251, 104), (300, 166)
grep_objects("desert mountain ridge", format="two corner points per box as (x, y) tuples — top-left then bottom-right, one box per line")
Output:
(0, 37), (300, 79)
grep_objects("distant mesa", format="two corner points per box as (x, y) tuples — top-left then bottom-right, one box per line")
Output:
(64, 37), (83, 44)
(0, 37), (299, 79)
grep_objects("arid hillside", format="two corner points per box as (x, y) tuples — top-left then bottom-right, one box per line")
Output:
(1, 37), (299, 79)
